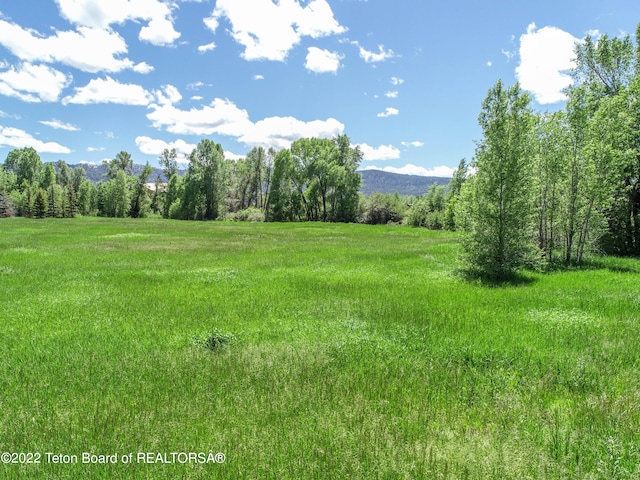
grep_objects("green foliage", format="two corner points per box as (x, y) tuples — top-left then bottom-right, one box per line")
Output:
(460, 80), (537, 278)
(76, 178), (96, 216)
(361, 192), (406, 224)
(266, 149), (296, 221)
(406, 183), (447, 229)
(168, 197), (182, 219)
(4, 147), (43, 188)
(101, 170), (131, 218)
(162, 174), (182, 219)
(129, 163), (154, 218)
(33, 187), (48, 218)
(192, 330), (235, 351)
(103, 151), (133, 180)
(226, 207), (265, 222)
(181, 140), (227, 220)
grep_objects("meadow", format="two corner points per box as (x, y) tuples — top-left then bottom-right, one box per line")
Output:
(1, 217), (639, 479)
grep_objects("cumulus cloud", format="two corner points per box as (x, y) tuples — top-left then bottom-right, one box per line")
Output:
(0, 125), (71, 153)
(146, 98), (344, 150)
(253, 75), (264, 80)
(241, 116), (344, 150)
(0, 20), (141, 73)
(357, 43), (396, 63)
(198, 42), (217, 53)
(133, 62), (155, 74)
(390, 76), (404, 85)
(205, 0), (346, 61)
(516, 22), (578, 104)
(305, 47), (343, 73)
(356, 143), (400, 161)
(135, 136), (196, 159)
(361, 164), (454, 177)
(153, 84), (182, 106)
(377, 107), (399, 118)
(0, 63), (71, 102)
(62, 76), (153, 105)
(54, 0), (180, 46)
(385, 91), (398, 99)
(39, 119), (80, 131)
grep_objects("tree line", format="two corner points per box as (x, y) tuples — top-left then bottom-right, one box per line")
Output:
(455, 23), (640, 278)
(3, 135), (441, 224)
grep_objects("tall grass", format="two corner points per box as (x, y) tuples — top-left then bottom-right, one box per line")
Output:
(0, 217), (639, 478)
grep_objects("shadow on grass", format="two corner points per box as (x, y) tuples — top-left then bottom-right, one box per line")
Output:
(539, 255), (640, 274)
(454, 267), (536, 287)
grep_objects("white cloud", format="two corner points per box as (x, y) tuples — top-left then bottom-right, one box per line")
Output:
(147, 98), (253, 136)
(384, 90), (398, 98)
(0, 63), (71, 102)
(401, 141), (424, 148)
(153, 84), (182, 106)
(0, 125), (71, 153)
(191, 95), (203, 101)
(187, 81), (206, 90)
(198, 42), (217, 53)
(133, 62), (155, 74)
(377, 107), (399, 118)
(358, 44), (395, 63)
(253, 75), (264, 80)
(62, 76), (153, 105)
(390, 76), (404, 86)
(0, 20), (140, 73)
(305, 47), (343, 73)
(205, 0), (346, 61)
(135, 136), (196, 159)
(241, 116), (344, 150)
(516, 22), (578, 104)
(487, 61), (492, 67)
(224, 151), (244, 161)
(356, 143), (400, 161)
(362, 164), (454, 177)
(54, 0), (180, 46)
(147, 98), (344, 150)
(87, 146), (105, 152)
(39, 119), (80, 131)
(502, 49), (516, 61)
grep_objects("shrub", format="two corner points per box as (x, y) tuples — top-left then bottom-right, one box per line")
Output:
(227, 207), (265, 222)
(361, 192), (406, 225)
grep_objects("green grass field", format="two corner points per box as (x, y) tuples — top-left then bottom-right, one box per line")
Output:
(1, 217), (639, 479)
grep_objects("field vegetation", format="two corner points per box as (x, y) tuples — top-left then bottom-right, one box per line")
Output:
(1, 217), (639, 479)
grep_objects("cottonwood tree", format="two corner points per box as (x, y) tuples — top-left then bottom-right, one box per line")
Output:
(459, 80), (537, 277)
(4, 147), (43, 189)
(129, 163), (154, 218)
(569, 26), (640, 255)
(181, 140), (227, 220)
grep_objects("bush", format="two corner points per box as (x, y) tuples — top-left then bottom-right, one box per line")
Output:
(227, 207), (265, 222)
(361, 193), (406, 225)
(168, 198), (182, 220)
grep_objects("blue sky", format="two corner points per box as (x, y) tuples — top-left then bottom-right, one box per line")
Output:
(1, 0), (639, 176)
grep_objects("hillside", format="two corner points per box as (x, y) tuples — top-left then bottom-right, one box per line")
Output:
(358, 169), (450, 196)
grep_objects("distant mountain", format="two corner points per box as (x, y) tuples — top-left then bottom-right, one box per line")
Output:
(69, 163), (176, 183)
(358, 170), (450, 196)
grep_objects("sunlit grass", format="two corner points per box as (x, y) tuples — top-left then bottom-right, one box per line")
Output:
(1, 217), (639, 478)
